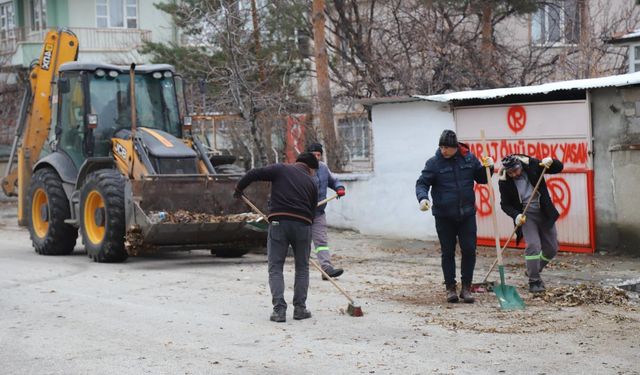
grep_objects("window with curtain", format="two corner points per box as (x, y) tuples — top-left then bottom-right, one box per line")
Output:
(0, 2), (16, 46)
(30, 0), (47, 32)
(96, 0), (137, 29)
(634, 45), (640, 73)
(531, 0), (580, 46)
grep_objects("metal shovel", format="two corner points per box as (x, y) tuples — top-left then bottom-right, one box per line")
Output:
(480, 130), (525, 310)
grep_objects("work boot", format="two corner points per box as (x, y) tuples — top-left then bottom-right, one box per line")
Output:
(322, 267), (344, 280)
(293, 307), (312, 320)
(446, 284), (459, 303)
(529, 280), (546, 293)
(460, 283), (475, 303)
(270, 308), (286, 323)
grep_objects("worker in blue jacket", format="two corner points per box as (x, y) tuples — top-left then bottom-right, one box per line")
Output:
(415, 130), (493, 303)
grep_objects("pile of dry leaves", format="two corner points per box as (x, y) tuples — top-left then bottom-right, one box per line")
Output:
(152, 210), (261, 224)
(534, 283), (629, 307)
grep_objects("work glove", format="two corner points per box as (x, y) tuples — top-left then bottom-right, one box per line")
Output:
(336, 187), (346, 199)
(233, 188), (243, 199)
(481, 156), (494, 168)
(515, 213), (527, 226)
(419, 199), (431, 211)
(540, 157), (553, 169)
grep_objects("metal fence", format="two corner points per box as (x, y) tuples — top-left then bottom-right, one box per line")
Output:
(191, 112), (373, 172)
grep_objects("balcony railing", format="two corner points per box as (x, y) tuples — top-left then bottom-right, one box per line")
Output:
(1, 27), (152, 56)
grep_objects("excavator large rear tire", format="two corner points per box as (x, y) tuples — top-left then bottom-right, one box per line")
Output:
(27, 168), (78, 255)
(79, 169), (128, 263)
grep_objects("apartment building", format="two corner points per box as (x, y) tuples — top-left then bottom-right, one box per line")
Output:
(0, 0), (177, 68)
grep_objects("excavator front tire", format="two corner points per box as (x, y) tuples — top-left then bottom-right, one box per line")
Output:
(27, 168), (78, 255)
(79, 169), (128, 263)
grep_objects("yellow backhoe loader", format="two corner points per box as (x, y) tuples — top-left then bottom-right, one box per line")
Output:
(2, 29), (268, 262)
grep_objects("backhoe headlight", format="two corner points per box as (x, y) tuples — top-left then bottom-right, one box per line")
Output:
(163, 71), (173, 78)
(108, 70), (119, 78)
(95, 69), (105, 78)
(153, 72), (162, 79)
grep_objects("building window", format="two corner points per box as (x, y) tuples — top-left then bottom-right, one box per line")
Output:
(337, 116), (371, 165)
(532, 0), (580, 46)
(97, 0), (137, 29)
(633, 45), (640, 73)
(0, 2), (16, 46)
(30, 0), (47, 32)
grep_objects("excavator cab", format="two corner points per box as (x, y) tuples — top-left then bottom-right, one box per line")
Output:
(56, 63), (184, 167)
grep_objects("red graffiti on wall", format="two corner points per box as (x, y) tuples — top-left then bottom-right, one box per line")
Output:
(285, 115), (306, 163)
(546, 177), (572, 220)
(474, 184), (492, 217)
(507, 106), (527, 134)
(469, 140), (589, 167)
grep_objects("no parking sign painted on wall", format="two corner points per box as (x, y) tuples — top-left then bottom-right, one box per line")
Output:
(455, 100), (595, 253)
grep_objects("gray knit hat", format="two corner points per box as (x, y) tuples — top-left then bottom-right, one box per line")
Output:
(439, 130), (458, 147)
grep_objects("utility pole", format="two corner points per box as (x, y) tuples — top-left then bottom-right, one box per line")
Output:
(480, 2), (494, 86)
(312, 0), (340, 170)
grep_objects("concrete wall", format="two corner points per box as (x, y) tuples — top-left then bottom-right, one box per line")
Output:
(138, 1), (176, 45)
(48, 0), (69, 27)
(591, 86), (640, 255)
(66, 1), (94, 28)
(324, 100), (454, 240)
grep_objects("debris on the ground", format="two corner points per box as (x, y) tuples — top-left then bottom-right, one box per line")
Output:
(124, 225), (145, 255)
(533, 284), (629, 307)
(617, 278), (640, 293)
(149, 210), (262, 224)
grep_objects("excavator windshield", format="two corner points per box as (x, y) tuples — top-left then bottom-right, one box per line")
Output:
(89, 70), (181, 157)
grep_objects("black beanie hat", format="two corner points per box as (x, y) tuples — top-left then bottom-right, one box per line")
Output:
(296, 152), (319, 170)
(306, 142), (324, 155)
(439, 130), (458, 147)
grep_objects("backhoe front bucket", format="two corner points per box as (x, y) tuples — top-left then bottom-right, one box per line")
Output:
(125, 176), (269, 254)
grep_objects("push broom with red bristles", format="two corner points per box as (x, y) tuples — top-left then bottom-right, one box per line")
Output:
(309, 258), (363, 317)
(241, 194), (363, 317)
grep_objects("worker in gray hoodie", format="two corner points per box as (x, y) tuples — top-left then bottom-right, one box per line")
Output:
(307, 143), (346, 279)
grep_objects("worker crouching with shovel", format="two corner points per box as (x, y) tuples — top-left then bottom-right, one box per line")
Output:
(498, 154), (563, 293)
(415, 130), (494, 303)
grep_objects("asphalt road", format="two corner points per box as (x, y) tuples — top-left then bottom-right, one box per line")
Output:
(1, 203), (639, 375)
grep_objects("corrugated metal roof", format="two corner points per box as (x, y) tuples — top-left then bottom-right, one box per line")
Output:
(415, 72), (640, 103)
(609, 28), (640, 44)
(355, 96), (423, 106)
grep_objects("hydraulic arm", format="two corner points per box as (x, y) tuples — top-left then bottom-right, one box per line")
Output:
(1, 29), (78, 224)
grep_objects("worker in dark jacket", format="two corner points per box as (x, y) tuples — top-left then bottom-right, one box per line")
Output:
(415, 130), (493, 304)
(498, 154), (563, 293)
(234, 152), (319, 322)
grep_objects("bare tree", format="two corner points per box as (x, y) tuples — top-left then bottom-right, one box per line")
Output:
(145, 0), (311, 167)
(320, 0), (639, 99)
